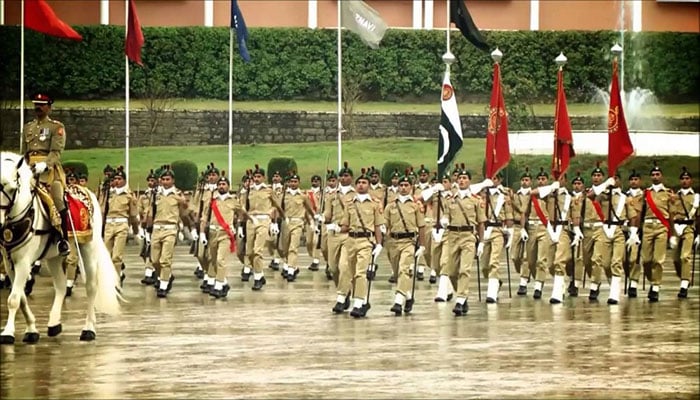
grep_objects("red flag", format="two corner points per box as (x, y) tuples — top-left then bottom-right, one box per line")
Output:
(125, 0), (144, 66)
(485, 62), (510, 179)
(607, 58), (634, 176)
(24, 0), (82, 41)
(551, 69), (575, 180)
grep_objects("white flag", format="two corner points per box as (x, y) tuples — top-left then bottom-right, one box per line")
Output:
(340, 0), (388, 49)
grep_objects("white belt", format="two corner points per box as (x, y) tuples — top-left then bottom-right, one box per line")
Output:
(527, 220), (545, 226)
(584, 222), (604, 228)
(251, 214), (270, 220)
(106, 217), (128, 224)
(644, 219), (663, 224)
(209, 225), (227, 232)
(153, 224), (178, 230)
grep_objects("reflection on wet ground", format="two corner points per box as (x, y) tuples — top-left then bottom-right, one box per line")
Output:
(1, 245), (698, 399)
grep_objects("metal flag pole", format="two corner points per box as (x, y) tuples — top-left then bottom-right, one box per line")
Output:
(228, 28), (234, 175)
(336, 0), (343, 171)
(125, 0), (130, 187)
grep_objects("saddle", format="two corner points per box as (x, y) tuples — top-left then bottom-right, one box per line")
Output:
(65, 185), (94, 244)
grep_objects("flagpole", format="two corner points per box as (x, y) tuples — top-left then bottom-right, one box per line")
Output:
(228, 28), (233, 175)
(125, 0), (130, 186)
(336, 0), (342, 171)
(19, 0), (24, 149)
(445, 0), (450, 54)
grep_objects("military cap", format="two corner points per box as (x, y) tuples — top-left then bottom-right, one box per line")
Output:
(242, 169), (252, 182)
(355, 168), (370, 184)
(521, 167), (532, 179)
(536, 167), (549, 178)
(113, 166), (126, 180)
(571, 172), (584, 184)
(311, 174), (322, 181)
(628, 169), (640, 180)
(417, 164), (430, 175)
(65, 169), (78, 180)
(338, 161), (353, 176)
(252, 164), (265, 176)
(160, 165), (175, 178)
(369, 167), (380, 176)
(206, 163), (220, 175)
(440, 171), (451, 181)
(455, 163), (471, 179)
(287, 171), (300, 181)
(649, 161), (662, 175)
(326, 169), (338, 180)
(591, 162), (604, 176)
(78, 172), (88, 181)
(146, 169), (157, 180)
(272, 170), (282, 177)
(103, 164), (115, 174)
(31, 92), (53, 105)
(679, 167), (691, 179)
(217, 171), (230, 185)
(390, 168), (401, 179)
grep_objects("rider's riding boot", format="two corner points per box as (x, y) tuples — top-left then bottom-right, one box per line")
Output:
(58, 209), (71, 256)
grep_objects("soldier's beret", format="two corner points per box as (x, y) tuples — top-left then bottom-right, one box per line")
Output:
(286, 171), (300, 181)
(368, 166), (380, 176)
(252, 164), (265, 176)
(628, 169), (640, 180)
(311, 174), (322, 181)
(31, 92), (53, 105)
(326, 169), (338, 180)
(146, 169), (156, 180)
(571, 172), (583, 184)
(113, 166), (126, 180)
(536, 167), (549, 178)
(218, 174), (230, 185)
(338, 161), (353, 176)
(160, 165), (175, 178)
(417, 164), (430, 174)
(455, 163), (471, 179)
(78, 173), (87, 180)
(355, 168), (370, 183)
(679, 167), (691, 179)
(390, 169), (401, 179)
(103, 164), (115, 174)
(649, 161), (662, 175)
(272, 170), (281, 177)
(591, 162), (604, 176)
(65, 169), (78, 180)
(206, 163), (220, 175)
(398, 169), (411, 184)
(521, 167), (532, 179)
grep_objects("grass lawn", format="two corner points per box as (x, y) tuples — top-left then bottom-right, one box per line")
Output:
(62, 138), (699, 191)
(10, 99), (700, 117)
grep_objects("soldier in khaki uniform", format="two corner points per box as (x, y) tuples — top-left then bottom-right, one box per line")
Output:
(368, 167), (385, 205)
(512, 169), (533, 295)
(63, 170), (80, 296)
(237, 172), (253, 281)
(624, 170), (644, 297)
(20, 93), (70, 255)
(430, 173), (454, 300)
(413, 165), (432, 281)
(385, 174), (425, 316)
(146, 167), (190, 298)
(671, 168), (699, 299)
(325, 163), (356, 299)
(192, 165), (220, 281)
(546, 174), (579, 304)
(243, 165), (284, 290)
(139, 170), (158, 285)
(103, 167), (140, 285)
(279, 172), (314, 281)
(438, 165), (486, 316)
(321, 171), (339, 280)
(337, 170), (385, 318)
(385, 169), (401, 283)
(305, 174), (324, 271)
(201, 175), (245, 299)
(266, 170), (285, 270)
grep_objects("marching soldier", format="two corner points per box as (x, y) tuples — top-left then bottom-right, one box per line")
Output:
(368, 167), (385, 205)
(513, 168), (533, 295)
(200, 174), (245, 299)
(279, 172), (314, 281)
(479, 172), (514, 303)
(267, 170), (284, 270)
(545, 174), (579, 304)
(321, 170), (339, 280)
(20, 93), (70, 255)
(625, 170), (644, 297)
(671, 167), (699, 299)
(337, 169), (385, 318)
(193, 164), (220, 292)
(139, 170), (158, 285)
(305, 175), (323, 271)
(430, 172), (454, 300)
(78, 172), (88, 187)
(63, 170), (80, 296)
(385, 169), (401, 283)
(413, 165), (432, 280)
(238, 172), (252, 281)
(588, 172), (639, 304)
(437, 165), (486, 316)
(640, 163), (674, 302)
(103, 166), (140, 285)
(147, 166), (190, 298)
(243, 165), (284, 291)
(384, 173), (425, 315)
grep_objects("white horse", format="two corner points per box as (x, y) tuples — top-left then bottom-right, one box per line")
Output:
(0, 151), (120, 344)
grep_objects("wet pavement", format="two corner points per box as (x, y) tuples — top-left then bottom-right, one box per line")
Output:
(1, 243), (699, 399)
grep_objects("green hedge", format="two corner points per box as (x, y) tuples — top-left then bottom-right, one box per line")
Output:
(267, 157), (297, 184)
(171, 160), (198, 191)
(63, 160), (88, 177)
(0, 26), (697, 102)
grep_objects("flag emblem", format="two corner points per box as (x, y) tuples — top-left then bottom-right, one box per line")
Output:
(442, 84), (454, 101)
(608, 106), (619, 133)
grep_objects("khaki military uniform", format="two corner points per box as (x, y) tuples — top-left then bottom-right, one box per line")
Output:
(548, 190), (579, 277)
(280, 188), (312, 271)
(104, 187), (139, 279)
(672, 189), (699, 284)
(384, 185), (400, 279)
(414, 182), (433, 273)
(236, 186), (249, 266)
(444, 191), (486, 301)
(340, 195), (384, 302)
(265, 183), (284, 262)
(591, 190), (637, 282)
(193, 185), (217, 277)
(324, 186), (355, 288)
(625, 188), (644, 286)
(384, 196), (425, 298)
(573, 191), (604, 286)
(480, 186), (514, 279)
(204, 193), (242, 282)
(138, 188), (156, 275)
(641, 185), (673, 286)
(244, 183), (280, 277)
(511, 188), (530, 280)
(429, 191), (451, 277)
(524, 191), (554, 284)
(305, 187), (323, 264)
(368, 183), (386, 208)
(147, 187), (188, 282)
(319, 186), (337, 263)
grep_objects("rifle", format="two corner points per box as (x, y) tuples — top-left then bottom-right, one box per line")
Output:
(144, 182), (158, 261)
(316, 155), (330, 250)
(637, 191), (648, 289)
(276, 182), (287, 257)
(101, 177), (111, 238)
(202, 192), (213, 254)
(190, 176), (205, 255)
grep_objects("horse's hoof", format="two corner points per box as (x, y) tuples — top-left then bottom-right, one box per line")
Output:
(0, 335), (15, 345)
(79, 330), (96, 341)
(22, 332), (40, 344)
(47, 324), (62, 337)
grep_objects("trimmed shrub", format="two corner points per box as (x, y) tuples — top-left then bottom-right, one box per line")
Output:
(171, 159), (198, 191)
(267, 157), (297, 184)
(381, 161), (413, 185)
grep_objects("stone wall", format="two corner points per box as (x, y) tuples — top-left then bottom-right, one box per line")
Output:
(1, 108), (697, 150)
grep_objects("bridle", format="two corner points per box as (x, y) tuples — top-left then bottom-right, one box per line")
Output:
(0, 162), (35, 229)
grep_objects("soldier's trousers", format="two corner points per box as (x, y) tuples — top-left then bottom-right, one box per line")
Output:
(481, 227), (506, 279)
(151, 227), (177, 280)
(384, 237), (398, 279)
(195, 238), (212, 277)
(673, 227), (694, 282)
(511, 225), (528, 279)
(246, 219), (271, 275)
(346, 237), (373, 300)
(550, 229), (573, 277)
(281, 220), (304, 267)
(395, 238), (416, 297)
(430, 231), (448, 276)
(208, 229), (232, 282)
(305, 223), (323, 263)
(526, 223), (553, 282)
(572, 226), (599, 282)
(63, 238), (79, 281)
(104, 222), (128, 277)
(445, 231), (477, 299)
(328, 232), (349, 290)
(236, 224), (246, 265)
(420, 218), (433, 268)
(592, 226), (626, 282)
(641, 222), (667, 285)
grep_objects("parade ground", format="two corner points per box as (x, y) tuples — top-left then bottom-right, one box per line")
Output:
(1, 243), (698, 399)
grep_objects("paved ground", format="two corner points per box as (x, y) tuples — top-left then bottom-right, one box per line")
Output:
(1, 243), (698, 399)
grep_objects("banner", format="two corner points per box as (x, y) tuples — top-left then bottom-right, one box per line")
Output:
(437, 70), (464, 177)
(340, 0), (388, 49)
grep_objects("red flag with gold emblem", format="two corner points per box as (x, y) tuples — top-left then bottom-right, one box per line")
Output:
(25, 0), (83, 41)
(607, 58), (634, 176)
(485, 62), (510, 179)
(551, 69), (575, 180)
(125, 0), (145, 66)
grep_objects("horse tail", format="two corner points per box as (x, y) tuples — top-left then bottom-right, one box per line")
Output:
(87, 190), (122, 315)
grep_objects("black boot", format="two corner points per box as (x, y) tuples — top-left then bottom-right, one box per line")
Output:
(57, 210), (71, 256)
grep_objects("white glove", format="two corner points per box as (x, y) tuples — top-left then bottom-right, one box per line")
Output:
(476, 242), (485, 258)
(605, 177), (615, 188)
(626, 226), (640, 250)
(414, 245), (425, 259)
(237, 226), (245, 239)
(33, 161), (47, 174)
(270, 223), (280, 236)
(520, 229), (529, 242)
(482, 178), (494, 188)
(379, 224), (387, 234)
(137, 228), (146, 240)
(571, 226), (584, 247)
(200, 235), (208, 246)
(314, 214), (324, 223)
(431, 228), (444, 242)
(669, 236), (678, 249)
(178, 231), (185, 242)
(145, 232), (151, 245)
(313, 224), (321, 235)
(694, 235), (700, 251)
(505, 228), (514, 249)
(190, 229), (199, 242)
(371, 243), (383, 259)
(547, 223), (560, 244)
(440, 217), (449, 229)
(433, 183), (445, 192)
(550, 181), (560, 190)
(326, 223), (340, 234)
